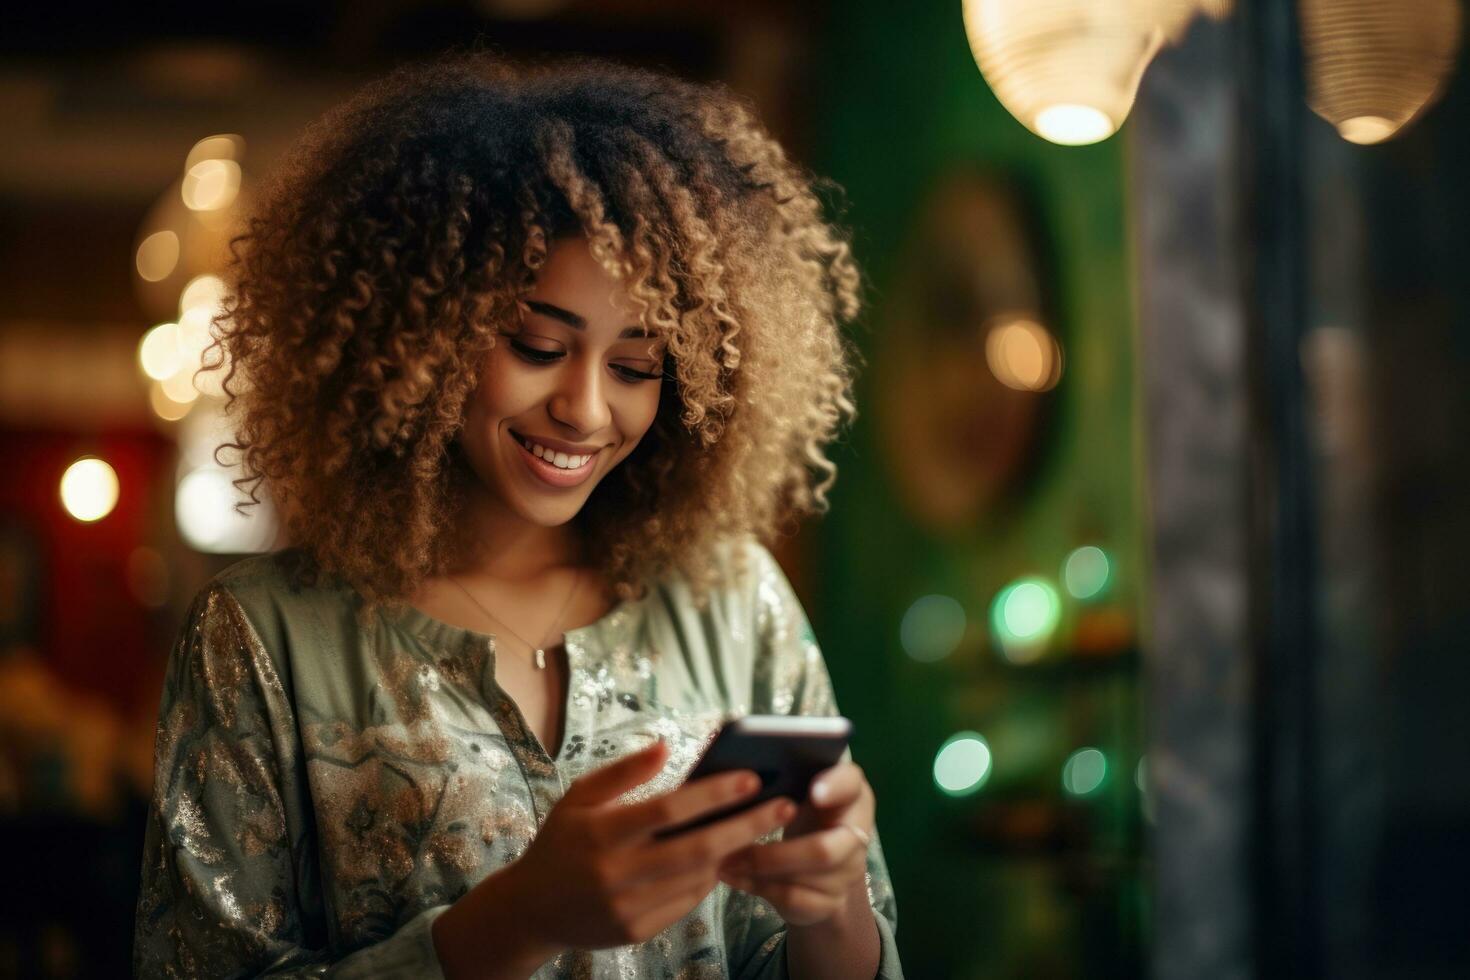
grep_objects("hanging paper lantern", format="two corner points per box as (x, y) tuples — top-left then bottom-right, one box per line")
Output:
(962, 0), (1169, 145)
(1300, 0), (1462, 144)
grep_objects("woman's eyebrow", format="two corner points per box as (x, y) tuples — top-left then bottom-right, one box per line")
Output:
(525, 299), (652, 339)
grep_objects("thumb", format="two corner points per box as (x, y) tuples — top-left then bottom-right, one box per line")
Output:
(564, 737), (668, 806)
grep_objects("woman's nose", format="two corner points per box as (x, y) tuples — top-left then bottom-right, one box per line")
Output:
(548, 357), (612, 435)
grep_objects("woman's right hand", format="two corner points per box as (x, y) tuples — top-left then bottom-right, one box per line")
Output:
(503, 737), (796, 956)
(434, 736), (796, 979)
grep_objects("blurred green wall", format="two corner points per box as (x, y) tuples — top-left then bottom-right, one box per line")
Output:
(806, 4), (1143, 977)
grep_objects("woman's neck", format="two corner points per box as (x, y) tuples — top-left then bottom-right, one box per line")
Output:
(457, 494), (586, 581)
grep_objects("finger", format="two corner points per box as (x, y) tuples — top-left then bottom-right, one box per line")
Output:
(627, 794), (797, 885)
(808, 762), (863, 809)
(722, 824), (866, 878)
(722, 864), (852, 901)
(598, 768), (762, 845)
(564, 738), (668, 807)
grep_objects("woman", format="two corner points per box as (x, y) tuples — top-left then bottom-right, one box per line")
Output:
(135, 53), (902, 979)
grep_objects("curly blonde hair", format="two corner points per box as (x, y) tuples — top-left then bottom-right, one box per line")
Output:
(212, 52), (863, 615)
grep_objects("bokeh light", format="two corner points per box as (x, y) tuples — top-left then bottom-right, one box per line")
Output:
(989, 576), (1062, 663)
(138, 322), (182, 381)
(1063, 545), (1112, 599)
(160, 367), (201, 404)
(1062, 747), (1108, 797)
(176, 465), (275, 553)
(184, 134), (244, 172)
(900, 594), (968, 662)
(985, 317), (1063, 391)
(179, 274), (228, 319)
(60, 457), (119, 523)
(135, 230), (180, 282)
(149, 379), (194, 421)
(176, 467), (236, 550)
(933, 731), (992, 796)
(181, 158), (242, 211)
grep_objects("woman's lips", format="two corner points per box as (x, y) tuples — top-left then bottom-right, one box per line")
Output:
(511, 431), (598, 489)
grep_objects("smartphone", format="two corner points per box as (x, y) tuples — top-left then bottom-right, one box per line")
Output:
(650, 714), (852, 840)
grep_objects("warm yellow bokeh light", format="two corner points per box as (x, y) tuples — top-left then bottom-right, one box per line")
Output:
(60, 457), (120, 522)
(181, 159), (241, 211)
(179, 274), (228, 319)
(160, 368), (201, 404)
(138, 322), (182, 381)
(986, 317), (1062, 392)
(175, 306), (227, 397)
(149, 379), (194, 421)
(184, 134), (244, 172)
(1034, 103), (1117, 145)
(136, 230), (180, 282)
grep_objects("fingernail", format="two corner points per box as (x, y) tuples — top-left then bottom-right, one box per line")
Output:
(811, 780), (830, 804)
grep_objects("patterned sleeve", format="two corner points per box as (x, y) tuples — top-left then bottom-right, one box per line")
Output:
(723, 540), (905, 980)
(133, 582), (449, 979)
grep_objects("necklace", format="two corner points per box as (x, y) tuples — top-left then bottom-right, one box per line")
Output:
(449, 568), (581, 670)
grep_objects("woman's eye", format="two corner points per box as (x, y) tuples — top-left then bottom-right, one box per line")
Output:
(512, 339), (662, 382)
(613, 364), (665, 382)
(510, 340), (561, 362)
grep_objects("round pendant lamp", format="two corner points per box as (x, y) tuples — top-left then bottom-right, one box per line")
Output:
(1300, 0), (1463, 144)
(962, 0), (1170, 145)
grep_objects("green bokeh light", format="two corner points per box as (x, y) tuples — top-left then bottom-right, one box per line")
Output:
(989, 577), (1061, 663)
(1063, 545), (1112, 600)
(933, 731), (992, 797)
(900, 594), (967, 662)
(1062, 747), (1108, 797)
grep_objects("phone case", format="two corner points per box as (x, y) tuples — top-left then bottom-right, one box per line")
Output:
(651, 714), (852, 839)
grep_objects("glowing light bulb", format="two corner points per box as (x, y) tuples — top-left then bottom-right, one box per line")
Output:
(60, 457), (119, 522)
(1034, 104), (1116, 145)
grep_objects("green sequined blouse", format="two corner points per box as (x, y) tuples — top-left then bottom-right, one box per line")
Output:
(134, 537), (903, 978)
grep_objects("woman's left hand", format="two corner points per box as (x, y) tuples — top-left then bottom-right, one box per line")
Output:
(715, 760), (875, 927)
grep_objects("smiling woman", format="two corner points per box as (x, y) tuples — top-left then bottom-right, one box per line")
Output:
(456, 238), (666, 508)
(135, 51), (903, 980)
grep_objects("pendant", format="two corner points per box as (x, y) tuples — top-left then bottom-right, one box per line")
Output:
(534, 648), (545, 670)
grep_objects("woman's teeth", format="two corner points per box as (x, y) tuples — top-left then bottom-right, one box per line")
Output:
(525, 438), (592, 469)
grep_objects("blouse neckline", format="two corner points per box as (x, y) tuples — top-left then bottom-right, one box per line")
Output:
(386, 588), (646, 652)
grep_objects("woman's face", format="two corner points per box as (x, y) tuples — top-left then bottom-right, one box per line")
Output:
(459, 236), (666, 530)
